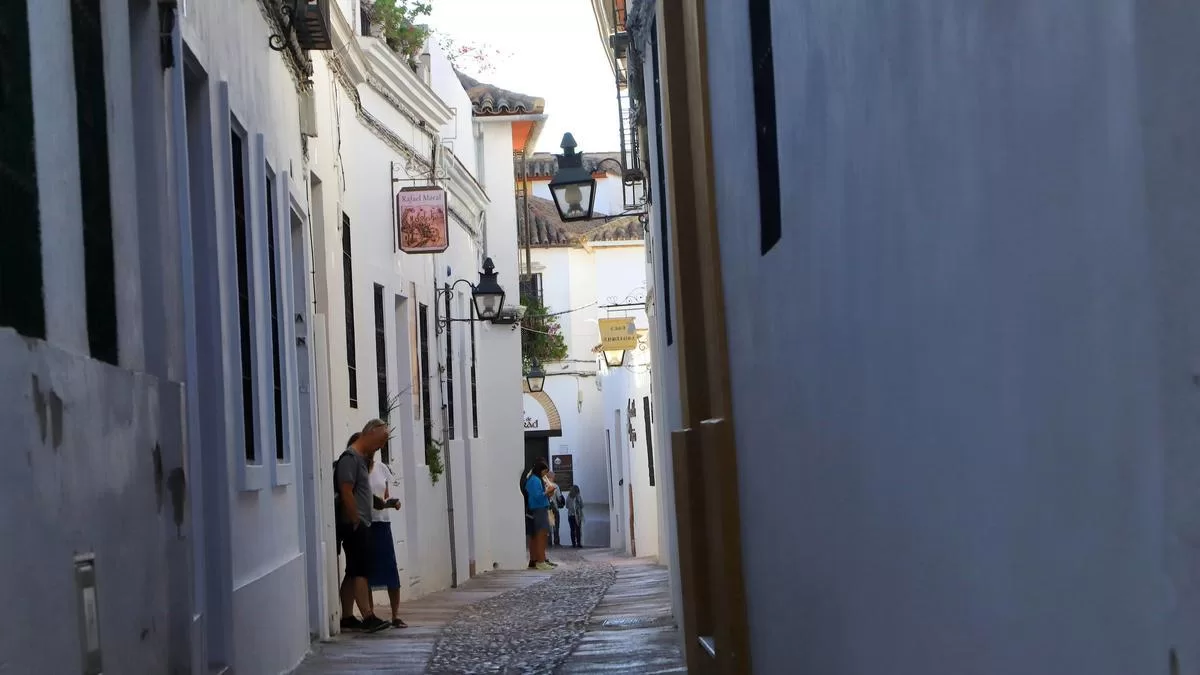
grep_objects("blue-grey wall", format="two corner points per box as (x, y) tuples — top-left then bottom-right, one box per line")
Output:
(702, 2), (1194, 672)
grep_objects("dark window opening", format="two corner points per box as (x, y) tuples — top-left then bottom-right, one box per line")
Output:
(266, 173), (284, 461)
(650, 22), (673, 345)
(231, 130), (256, 462)
(418, 304), (433, 451)
(342, 213), (358, 408)
(643, 396), (655, 486)
(445, 284), (455, 440)
(374, 284), (390, 464)
(73, 0), (118, 363)
(469, 322), (478, 438)
(748, 0), (781, 254)
(0, 0), (44, 338)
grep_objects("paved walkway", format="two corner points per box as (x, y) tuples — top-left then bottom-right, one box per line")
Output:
(291, 548), (684, 674)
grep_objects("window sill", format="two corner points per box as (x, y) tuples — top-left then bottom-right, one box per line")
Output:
(273, 460), (295, 487)
(237, 462), (269, 492)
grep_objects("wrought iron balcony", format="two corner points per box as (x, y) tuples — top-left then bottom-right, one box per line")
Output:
(269, 0), (333, 52)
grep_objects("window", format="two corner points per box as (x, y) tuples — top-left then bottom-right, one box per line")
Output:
(469, 321), (478, 438)
(231, 130), (256, 462)
(445, 284), (455, 440)
(643, 396), (655, 486)
(266, 172), (284, 461)
(72, 0), (118, 363)
(748, 0), (781, 254)
(374, 284), (389, 464)
(342, 213), (358, 408)
(650, 22), (673, 345)
(0, 0), (44, 338)
(418, 303), (432, 450)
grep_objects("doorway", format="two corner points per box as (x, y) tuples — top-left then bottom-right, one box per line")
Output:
(525, 435), (549, 470)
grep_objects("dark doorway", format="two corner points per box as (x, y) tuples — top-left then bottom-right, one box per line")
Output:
(524, 436), (549, 471)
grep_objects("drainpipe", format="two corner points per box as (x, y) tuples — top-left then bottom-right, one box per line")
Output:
(520, 147), (533, 280)
(442, 281), (459, 588)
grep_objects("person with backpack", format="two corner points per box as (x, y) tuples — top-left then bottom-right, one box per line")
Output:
(334, 419), (392, 633)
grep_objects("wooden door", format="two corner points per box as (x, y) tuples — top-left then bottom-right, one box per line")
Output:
(656, 0), (752, 671)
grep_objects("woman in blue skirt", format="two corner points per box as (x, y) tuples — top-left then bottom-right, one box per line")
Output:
(367, 456), (406, 628)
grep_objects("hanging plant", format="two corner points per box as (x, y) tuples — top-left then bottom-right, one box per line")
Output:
(367, 0), (433, 68)
(521, 298), (568, 372)
(425, 438), (445, 484)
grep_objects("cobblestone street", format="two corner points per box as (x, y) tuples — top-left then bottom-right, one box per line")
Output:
(291, 549), (685, 674)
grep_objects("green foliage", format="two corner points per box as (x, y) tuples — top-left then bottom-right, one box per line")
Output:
(521, 298), (568, 372)
(368, 0), (432, 65)
(425, 438), (444, 484)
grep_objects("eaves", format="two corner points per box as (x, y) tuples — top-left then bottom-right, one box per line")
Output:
(329, 1), (368, 86)
(362, 39), (454, 131)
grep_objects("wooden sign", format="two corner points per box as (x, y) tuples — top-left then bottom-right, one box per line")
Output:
(397, 186), (449, 253)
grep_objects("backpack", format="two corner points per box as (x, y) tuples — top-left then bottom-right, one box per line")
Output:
(333, 449), (355, 502)
(332, 449), (355, 554)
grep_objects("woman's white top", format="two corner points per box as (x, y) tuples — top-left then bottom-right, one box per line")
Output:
(370, 461), (394, 522)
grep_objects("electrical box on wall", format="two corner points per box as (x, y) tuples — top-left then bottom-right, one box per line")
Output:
(74, 554), (103, 675)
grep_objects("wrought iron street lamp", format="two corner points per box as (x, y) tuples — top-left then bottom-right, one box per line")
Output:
(471, 257), (505, 321)
(526, 361), (546, 393)
(548, 133), (597, 222)
(435, 257), (508, 335)
(603, 349), (626, 368)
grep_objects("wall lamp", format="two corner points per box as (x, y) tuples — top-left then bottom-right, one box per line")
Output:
(435, 257), (507, 335)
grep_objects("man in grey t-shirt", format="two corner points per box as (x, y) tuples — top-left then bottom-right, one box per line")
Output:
(336, 419), (391, 633)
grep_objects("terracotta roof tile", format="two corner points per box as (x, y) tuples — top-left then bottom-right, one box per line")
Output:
(524, 152), (623, 179)
(455, 70), (545, 117)
(518, 196), (643, 247)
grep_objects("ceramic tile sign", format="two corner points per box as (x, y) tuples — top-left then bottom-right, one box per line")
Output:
(551, 453), (574, 492)
(397, 186), (449, 253)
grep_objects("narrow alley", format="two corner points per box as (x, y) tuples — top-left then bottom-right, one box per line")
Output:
(291, 549), (683, 674)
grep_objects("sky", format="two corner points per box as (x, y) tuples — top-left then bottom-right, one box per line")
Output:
(427, 0), (621, 154)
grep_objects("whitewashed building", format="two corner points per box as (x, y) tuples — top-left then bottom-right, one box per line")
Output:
(303, 2), (538, 633)
(598, 0), (1200, 674)
(514, 158), (660, 555)
(2, 0), (197, 672)
(1, 0), (544, 673)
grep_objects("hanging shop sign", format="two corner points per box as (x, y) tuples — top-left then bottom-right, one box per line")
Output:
(551, 454), (574, 491)
(598, 317), (638, 351)
(397, 186), (449, 254)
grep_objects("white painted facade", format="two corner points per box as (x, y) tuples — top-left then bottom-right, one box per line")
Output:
(619, 1), (1200, 674)
(3, 1), (533, 673)
(522, 188), (661, 557)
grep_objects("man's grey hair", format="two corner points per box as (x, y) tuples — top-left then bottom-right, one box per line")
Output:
(362, 418), (389, 434)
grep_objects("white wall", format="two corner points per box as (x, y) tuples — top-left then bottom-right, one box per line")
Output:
(700, 2), (1181, 673)
(2, 0), (198, 672)
(472, 121), (529, 570)
(179, 0), (314, 671)
(526, 238), (660, 553)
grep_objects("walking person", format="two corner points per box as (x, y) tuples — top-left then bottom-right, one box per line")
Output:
(367, 455), (407, 628)
(566, 485), (585, 548)
(546, 472), (565, 548)
(335, 419), (392, 633)
(524, 460), (554, 571)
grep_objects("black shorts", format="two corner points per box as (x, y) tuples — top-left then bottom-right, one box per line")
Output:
(525, 511), (535, 537)
(338, 521), (373, 580)
(531, 507), (550, 534)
